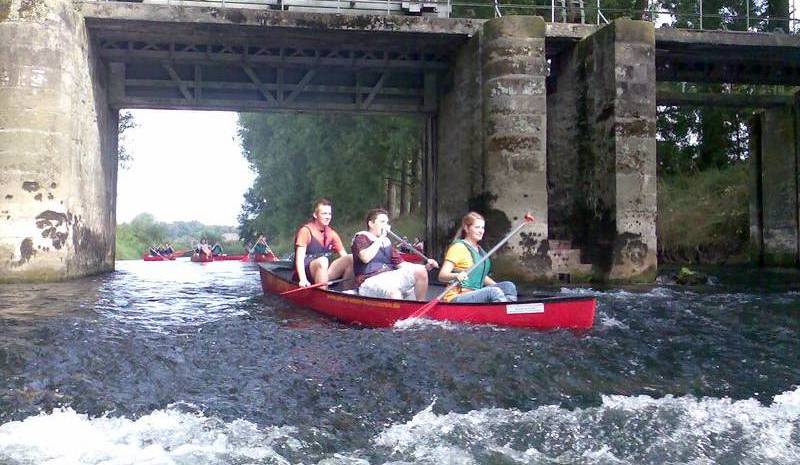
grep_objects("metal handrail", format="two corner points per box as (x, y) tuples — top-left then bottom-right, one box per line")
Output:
(76, 0), (799, 33)
(459, 0), (798, 32)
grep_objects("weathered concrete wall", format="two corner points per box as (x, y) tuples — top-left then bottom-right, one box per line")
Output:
(546, 32), (584, 244)
(479, 16), (550, 280)
(435, 33), (483, 261)
(750, 104), (799, 266)
(547, 19), (656, 282)
(0, 0), (117, 283)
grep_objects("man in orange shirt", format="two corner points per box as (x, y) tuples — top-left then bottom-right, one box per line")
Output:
(294, 198), (353, 287)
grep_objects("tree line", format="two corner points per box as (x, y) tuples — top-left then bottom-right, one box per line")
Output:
(116, 213), (243, 260)
(236, 114), (424, 246)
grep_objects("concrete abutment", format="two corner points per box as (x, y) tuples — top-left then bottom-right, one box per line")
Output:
(749, 98), (800, 267)
(0, 0), (117, 283)
(436, 17), (658, 282)
(546, 19), (657, 282)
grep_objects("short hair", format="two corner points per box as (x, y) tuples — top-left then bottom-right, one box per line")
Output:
(312, 197), (332, 212)
(365, 208), (389, 227)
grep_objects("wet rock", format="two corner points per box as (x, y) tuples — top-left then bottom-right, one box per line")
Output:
(675, 267), (709, 285)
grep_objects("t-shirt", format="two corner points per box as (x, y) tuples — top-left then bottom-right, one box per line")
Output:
(295, 222), (345, 254)
(442, 241), (481, 302)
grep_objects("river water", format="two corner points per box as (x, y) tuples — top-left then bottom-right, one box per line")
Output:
(0, 260), (797, 464)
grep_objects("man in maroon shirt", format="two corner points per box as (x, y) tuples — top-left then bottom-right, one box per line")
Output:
(352, 208), (437, 300)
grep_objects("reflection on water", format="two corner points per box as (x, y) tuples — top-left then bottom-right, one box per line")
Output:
(0, 260), (797, 464)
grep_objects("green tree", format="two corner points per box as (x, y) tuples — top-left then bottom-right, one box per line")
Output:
(118, 111), (136, 169)
(237, 113), (423, 246)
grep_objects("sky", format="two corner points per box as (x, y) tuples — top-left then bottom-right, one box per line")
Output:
(116, 110), (255, 226)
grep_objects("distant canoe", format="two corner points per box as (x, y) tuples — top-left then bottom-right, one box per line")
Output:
(251, 252), (277, 263)
(398, 252), (424, 263)
(258, 262), (595, 330)
(212, 254), (248, 261)
(190, 253), (214, 263)
(142, 253), (176, 261)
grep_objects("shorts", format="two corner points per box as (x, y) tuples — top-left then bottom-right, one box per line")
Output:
(358, 267), (416, 300)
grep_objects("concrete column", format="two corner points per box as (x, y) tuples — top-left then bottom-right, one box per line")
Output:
(558, 19), (656, 282)
(480, 16), (550, 280)
(0, 0), (117, 282)
(750, 104), (800, 266)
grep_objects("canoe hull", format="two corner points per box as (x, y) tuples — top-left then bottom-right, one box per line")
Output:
(251, 253), (277, 263)
(213, 254), (247, 261)
(142, 254), (175, 261)
(258, 263), (594, 329)
(190, 253), (214, 263)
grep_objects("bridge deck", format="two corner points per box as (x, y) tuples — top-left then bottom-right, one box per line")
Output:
(79, 2), (800, 112)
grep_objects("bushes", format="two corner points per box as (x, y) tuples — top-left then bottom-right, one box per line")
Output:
(658, 163), (750, 263)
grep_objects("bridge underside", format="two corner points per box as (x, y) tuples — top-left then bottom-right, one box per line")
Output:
(84, 4), (472, 113)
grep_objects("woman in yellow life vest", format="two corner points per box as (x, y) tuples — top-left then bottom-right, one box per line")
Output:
(437, 212), (518, 303)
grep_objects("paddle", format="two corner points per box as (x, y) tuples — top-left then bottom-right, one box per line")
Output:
(385, 229), (438, 269)
(407, 212), (536, 319)
(280, 277), (347, 295)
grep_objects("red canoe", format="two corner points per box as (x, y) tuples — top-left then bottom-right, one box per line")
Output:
(142, 253), (176, 261)
(258, 263), (595, 329)
(398, 252), (424, 263)
(251, 252), (277, 263)
(212, 254), (248, 261)
(190, 253), (214, 263)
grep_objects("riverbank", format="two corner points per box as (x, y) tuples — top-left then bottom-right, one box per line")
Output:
(658, 163), (750, 264)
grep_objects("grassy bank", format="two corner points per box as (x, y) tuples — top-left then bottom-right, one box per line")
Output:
(658, 163), (750, 264)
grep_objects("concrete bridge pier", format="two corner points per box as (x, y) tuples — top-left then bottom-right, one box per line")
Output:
(547, 19), (657, 282)
(749, 99), (800, 266)
(0, 0), (117, 283)
(435, 16), (551, 280)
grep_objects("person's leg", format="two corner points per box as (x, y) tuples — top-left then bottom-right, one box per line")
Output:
(358, 273), (402, 299)
(404, 264), (428, 301)
(308, 256), (330, 285)
(328, 255), (354, 281)
(494, 281), (518, 301)
(449, 286), (506, 303)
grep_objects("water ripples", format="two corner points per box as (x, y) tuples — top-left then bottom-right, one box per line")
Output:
(0, 261), (797, 463)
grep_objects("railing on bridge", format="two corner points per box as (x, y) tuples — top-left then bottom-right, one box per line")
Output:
(480, 0), (798, 32)
(89, 0), (799, 32)
(139, 0), (453, 17)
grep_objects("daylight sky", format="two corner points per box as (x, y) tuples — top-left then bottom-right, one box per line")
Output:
(116, 110), (255, 226)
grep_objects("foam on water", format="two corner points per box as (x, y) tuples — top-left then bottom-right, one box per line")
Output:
(374, 387), (800, 464)
(392, 317), (460, 331)
(1, 388), (798, 464)
(0, 404), (300, 465)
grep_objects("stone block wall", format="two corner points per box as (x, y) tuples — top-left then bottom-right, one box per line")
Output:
(546, 19), (657, 282)
(0, 0), (117, 282)
(435, 33), (483, 260)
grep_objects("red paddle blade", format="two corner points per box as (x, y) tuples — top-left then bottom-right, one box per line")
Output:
(523, 212), (535, 223)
